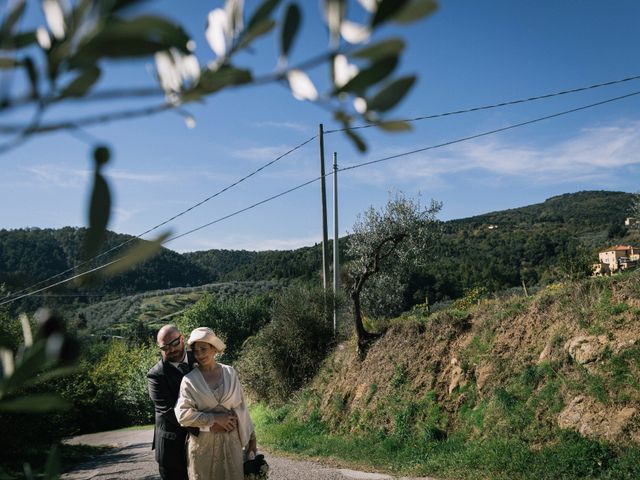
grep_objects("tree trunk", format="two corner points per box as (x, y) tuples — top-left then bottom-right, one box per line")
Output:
(351, 289), (380, 357)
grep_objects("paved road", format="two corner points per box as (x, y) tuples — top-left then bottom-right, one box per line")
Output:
(61, 427), (437, 480)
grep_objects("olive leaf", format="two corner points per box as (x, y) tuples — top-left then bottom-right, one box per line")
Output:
(345, 126), (367, 152)
(23, 57), (39, 98)
(352, 37), (405, 61)
(367, 75), (416, 112)
(336, 56), (398, 94)
(371, 0), (410, 27)
(112, 0), (151, 13)
(280, 3), (301, 59)
(71, 15), (190, 63)
(101, 231), (171, 277)
(12, 30), (37, 49)
(376, 120), (413, 131)
(193, 66), (252, 96)
(0, 0), (26, 39)
(0, 57), (19, 69)
(0, 394), (70, 412)
(60, 66), (101, 97)
(237, 18), (275, 50)
(43, 445), (60, 480)
(392, 0), (438, 24)
(83, 146), (111, 261)
(247, 0), (282, 30)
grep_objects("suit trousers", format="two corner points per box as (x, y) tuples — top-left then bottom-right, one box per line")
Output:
(158, 464), (189, 480)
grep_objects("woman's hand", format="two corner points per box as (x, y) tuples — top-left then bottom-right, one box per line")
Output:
(212, 410), (238, 432)
(246, 431), (257, 456)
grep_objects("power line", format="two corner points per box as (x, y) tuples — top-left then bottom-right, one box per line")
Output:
(4, 135), (317, 301)
(3, 89), (638, 306)
(165, 177), (321, 244)
(339, 90), (640, 172)
(0, 259), (121, 306)
(325, 74), (640, 134)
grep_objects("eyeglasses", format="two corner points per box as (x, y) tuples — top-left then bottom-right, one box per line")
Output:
(158, 336), (181, 352)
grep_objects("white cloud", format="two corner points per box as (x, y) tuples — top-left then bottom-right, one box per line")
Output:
(346, 121), (640, 186)
(22, 165), (173, 186)
(251, 121), (311, 133)
(230, 145), (299, 162)
(111, 206), (142, 225)
(23, 164), (88, 188)
(109, 170), (172, 183)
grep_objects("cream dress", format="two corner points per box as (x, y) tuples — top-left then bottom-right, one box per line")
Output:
(175, 363), (254, 480)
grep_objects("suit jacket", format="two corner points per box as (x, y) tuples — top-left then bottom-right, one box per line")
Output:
(147, 351), (195, 470)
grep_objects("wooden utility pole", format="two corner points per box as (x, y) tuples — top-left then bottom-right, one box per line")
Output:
(332, 152), (340, 335)
(318, 124), (330, 290)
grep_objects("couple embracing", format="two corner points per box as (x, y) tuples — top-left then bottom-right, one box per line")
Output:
(147, 325), (258, 480)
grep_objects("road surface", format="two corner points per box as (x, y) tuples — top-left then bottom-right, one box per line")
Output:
(61, 427), (437, 480)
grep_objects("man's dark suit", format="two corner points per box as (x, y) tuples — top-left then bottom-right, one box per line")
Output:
(147, 352), (194, 480)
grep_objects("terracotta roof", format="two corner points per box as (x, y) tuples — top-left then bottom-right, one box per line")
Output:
(602, 245), (636, 252)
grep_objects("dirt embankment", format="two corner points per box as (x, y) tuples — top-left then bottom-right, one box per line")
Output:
(303, 271), (640, 445)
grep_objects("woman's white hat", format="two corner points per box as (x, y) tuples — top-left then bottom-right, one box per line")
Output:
(187, 327), (226, 352)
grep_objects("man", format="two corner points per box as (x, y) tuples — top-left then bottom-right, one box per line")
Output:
(147, 325), (194, 480)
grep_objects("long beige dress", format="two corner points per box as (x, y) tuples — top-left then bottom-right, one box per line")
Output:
(175, 363), (254, 480)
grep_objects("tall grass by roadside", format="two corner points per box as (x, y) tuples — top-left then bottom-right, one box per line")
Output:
(252, 403), (640, 480)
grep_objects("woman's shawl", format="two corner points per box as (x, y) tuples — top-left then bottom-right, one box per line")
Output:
(174, 363), (254, 447)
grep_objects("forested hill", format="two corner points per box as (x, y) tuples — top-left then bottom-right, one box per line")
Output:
(0, 190), (636, 310)
(183, 246), (323, 282)
(451, 190), (633, 230)
(415, 190), (638, 306)
(0, 227), (211, 297)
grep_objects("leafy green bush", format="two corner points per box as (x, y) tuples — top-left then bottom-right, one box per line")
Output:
(57, 339), (157, 432)
(176, 293), (272, 362)
(237, 286), (335, 404)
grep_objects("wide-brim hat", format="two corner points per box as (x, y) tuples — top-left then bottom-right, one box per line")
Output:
(187, 327), (226, 352)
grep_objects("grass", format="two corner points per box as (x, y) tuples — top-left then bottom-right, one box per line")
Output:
(252, 403), (640, 479)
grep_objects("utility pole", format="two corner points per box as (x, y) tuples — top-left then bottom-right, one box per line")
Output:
(332, 152), (340, 335)
(318, 124), (330, 291)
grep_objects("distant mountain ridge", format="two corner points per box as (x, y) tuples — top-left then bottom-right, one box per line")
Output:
(452, 190), (632, 229)
(1, 190), (636, 311)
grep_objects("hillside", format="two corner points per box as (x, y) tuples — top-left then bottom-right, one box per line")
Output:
(74, 279), (283, 335)
(258, 268), (640, 479)
(0, 227), (211, 296)
(1, 191), (637, 314)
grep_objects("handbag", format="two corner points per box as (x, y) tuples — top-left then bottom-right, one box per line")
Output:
(243, 453), (269, 480)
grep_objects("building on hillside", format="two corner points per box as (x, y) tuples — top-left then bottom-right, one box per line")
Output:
(592, 245), (639, 276)
(625, 217), (637, 227)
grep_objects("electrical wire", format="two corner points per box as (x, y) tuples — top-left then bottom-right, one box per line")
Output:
(3, 135), (318, 302)
(324, 74), (640, 134)
(338, 90), (640, 172)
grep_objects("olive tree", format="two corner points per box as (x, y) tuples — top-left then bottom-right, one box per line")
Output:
(346, 192), (441, 354)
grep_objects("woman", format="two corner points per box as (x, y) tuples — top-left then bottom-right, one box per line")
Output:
(175, 327), (257, 480)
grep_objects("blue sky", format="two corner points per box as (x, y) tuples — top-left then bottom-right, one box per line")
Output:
(2, 1), (639, 253)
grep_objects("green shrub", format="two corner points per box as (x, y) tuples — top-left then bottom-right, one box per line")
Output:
(177, 293), (271, 362)
(237, 286), (334, 404)
(54, 339), (158, 433)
